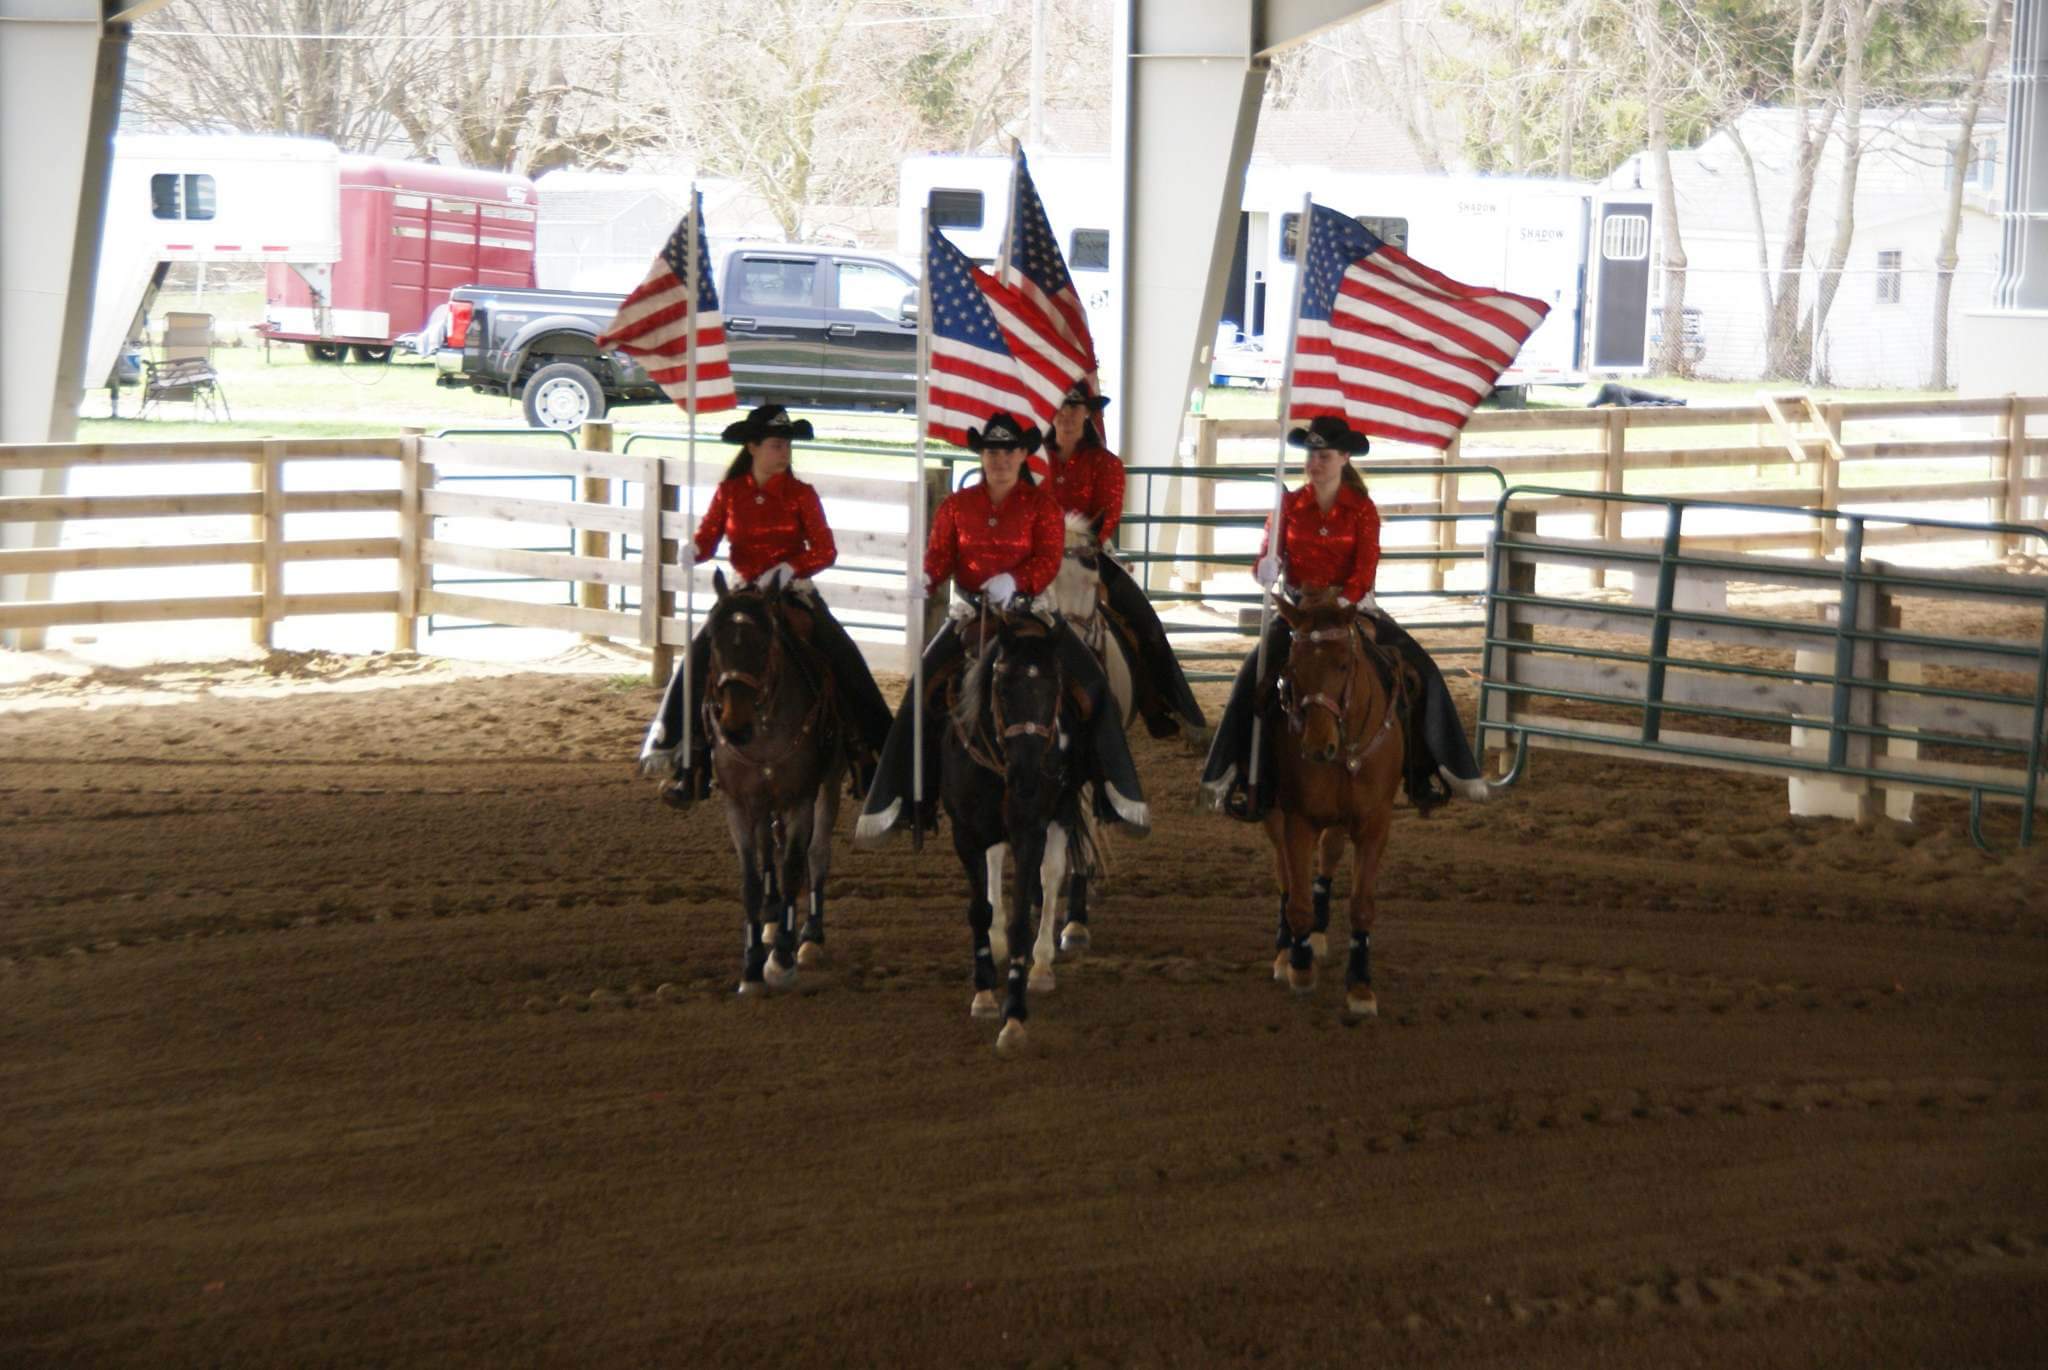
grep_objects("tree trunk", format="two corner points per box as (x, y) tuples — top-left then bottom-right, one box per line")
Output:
(1931, 0), (2011, 389)
(1808, 0), (1878, 385)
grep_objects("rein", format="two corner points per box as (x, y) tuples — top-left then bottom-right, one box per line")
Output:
(1280, 621), (1398, 776)
(953, 638), (1065, 778)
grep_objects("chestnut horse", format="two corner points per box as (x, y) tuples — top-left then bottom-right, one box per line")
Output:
(702, 571), (846, 995)
(1263, 589), (1405, 1017)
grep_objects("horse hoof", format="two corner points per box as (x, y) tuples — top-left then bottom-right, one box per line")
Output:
(1028, 963), (1056, 994)
(763, 958), (797, 991)
(1273, 952), (1291, 984)
(796, 941), (825, 969)
(1289, 965), (1317, 995)
(763, 924), (779, 947)
(737, 978), (768, 998)
(1308, 932), (1328, 962)
(1060, 923), (1091, 955)
(1346, 991), (1379, 1019)
(970, 990), (1001, 1019)
(996, 1019), (1029, 1056)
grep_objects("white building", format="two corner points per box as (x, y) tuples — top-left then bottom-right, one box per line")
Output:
(1606, 106), (2005, 388)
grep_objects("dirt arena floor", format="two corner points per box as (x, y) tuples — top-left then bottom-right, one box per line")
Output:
(5, 639), (2046, 1367)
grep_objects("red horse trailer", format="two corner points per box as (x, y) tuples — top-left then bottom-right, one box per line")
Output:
(263, 157), (536, 362)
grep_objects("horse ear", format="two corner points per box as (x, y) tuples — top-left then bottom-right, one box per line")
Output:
(713, 568), (729, 602)
(1274, 597), (1305, 632)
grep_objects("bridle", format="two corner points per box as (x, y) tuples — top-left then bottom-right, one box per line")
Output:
(1278, 619), (1398, 775)
(704, 598), (831, 778)
(955, 632), (1066, 778)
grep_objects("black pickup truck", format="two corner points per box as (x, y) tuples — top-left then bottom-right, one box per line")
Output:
(436, 243), (921, 430)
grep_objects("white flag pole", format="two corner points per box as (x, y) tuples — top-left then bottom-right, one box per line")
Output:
(998, 138), (1020, 282)
(911, 209), (933, 851)
(681, 189), (700, 767)
(1248, 193), (1315, 794)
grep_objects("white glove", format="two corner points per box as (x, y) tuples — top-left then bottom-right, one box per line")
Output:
(981, 572), (1018, 604)
(754, 562), (796, 591)
(1253, 555), (1281, 590)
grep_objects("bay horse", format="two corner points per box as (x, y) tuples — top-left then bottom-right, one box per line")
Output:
(942, 607), (1091, 1054)
(702, 571), (846, 995)
(1263, 588), (1405, 1018)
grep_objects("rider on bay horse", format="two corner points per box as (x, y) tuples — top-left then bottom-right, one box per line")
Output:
(638, 404), (894, 806)
(1198, 414), (1491, 820)
(854, 412), (1151, 848)
(1031, 382), (1206, 738)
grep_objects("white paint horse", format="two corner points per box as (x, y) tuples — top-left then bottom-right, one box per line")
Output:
(982, 512), (1136, 975)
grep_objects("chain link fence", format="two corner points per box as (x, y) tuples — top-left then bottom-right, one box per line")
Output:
(1646, 262), (1999, 390)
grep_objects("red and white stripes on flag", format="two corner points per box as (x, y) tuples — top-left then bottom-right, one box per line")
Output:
(1288, 203), (1547, 450)
(593, 194), (737, 414)
(924, 217), (1090, 448)
(999, 144), (1099, 374)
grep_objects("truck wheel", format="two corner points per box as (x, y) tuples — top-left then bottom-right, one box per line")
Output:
(305, 342), (345, 364)
(522, 362), (607, 432)
(351, 344), (393, 364)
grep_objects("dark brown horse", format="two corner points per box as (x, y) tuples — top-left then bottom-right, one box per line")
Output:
(1263, 588), (1405, 1017)
(703, 571), (846, 995)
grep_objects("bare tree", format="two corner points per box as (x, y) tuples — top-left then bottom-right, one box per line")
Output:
(1930, 0), (2011, 387)
(1807, 0), (1887, 382)
(125, 0), (441, 153)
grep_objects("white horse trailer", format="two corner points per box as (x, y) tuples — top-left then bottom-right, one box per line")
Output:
(88, 134), (342, 390)
(896, 154), (1656, 400)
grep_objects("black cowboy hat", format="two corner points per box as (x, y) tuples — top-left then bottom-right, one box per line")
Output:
(1285, 414), (1371, 456)
(1059, 381), (1110, 412)
(966, 412), (1043, 454)
(721, 403), (815, 444)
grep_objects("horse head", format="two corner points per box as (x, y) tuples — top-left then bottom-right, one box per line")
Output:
(1274, 588), (1371, 767)
(706, 568), (783, 746)
(1050, 511), (1105, 622)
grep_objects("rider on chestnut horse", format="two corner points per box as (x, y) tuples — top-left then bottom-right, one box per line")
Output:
(1198, 414), (1491, 821)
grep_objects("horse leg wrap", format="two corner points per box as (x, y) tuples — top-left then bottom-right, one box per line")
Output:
(1274, 898), (1292, 952)
(742, 920), (768, 982)
(1289, 934), (1315, 973)
(802, 890), (825, 944)
(1004, 962), (1030, 1021)
(1067, 873), (1089, 926)
(1311, 876), (1332, 934)
(1347, 931), (1372, 987)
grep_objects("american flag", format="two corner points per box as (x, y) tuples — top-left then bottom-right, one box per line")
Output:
(924, 218), (1090, 448)
(593, 193), (736, 413)
(1288, 202), (1547, 449)
(1000, 145), (1097, 374)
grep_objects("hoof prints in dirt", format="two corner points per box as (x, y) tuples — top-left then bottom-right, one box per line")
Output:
(1387, 1229), (2047, 1341)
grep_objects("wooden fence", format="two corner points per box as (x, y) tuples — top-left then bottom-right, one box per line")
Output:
(0, 422), (947, 681)
(1173, 394), (2048, 591)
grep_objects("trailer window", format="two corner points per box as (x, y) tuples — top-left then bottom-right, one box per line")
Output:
(735, 257), (818, 308)
(150, 173), (216, 221)
(1068, 229), (1110, 271)
(1279, 213), (1301, 262)
(1354, 215), (1408, 251)
(835, 260), (910, 316)
(928, 189), (984, 231)
(1601, 214), (1649, 261)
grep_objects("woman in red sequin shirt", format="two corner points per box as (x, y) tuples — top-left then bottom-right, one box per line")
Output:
(638, 405), (893, 803)
(855, 412), (1151, 847)
(1198, 415), (1488, 820)
(1037, 384), (1206, 737)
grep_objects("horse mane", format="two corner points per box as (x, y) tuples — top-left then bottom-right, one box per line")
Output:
(952, 641), (994, 731)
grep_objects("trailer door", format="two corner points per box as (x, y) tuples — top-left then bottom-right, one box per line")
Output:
(1588, 199), (1653, 371)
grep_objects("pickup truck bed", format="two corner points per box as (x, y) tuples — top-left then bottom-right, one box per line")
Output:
(436, 244), (921, 430)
